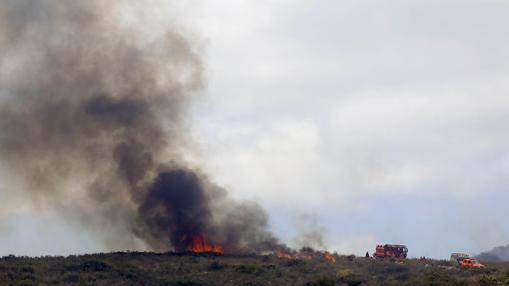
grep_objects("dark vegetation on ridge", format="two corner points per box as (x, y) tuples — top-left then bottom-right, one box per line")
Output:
(0, 251), (508, 286)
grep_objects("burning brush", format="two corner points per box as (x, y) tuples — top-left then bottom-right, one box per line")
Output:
(0, 0), (290, 255)
(0, 0), (335, 259)
(181, 234), (224, 254)
(275, 247), (337, 263)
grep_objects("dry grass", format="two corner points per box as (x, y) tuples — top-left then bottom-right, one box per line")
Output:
(0, 252), (507, 285)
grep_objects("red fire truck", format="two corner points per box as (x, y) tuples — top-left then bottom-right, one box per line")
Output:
(459, 258), (484, 268)
(373, 244), (408, 259)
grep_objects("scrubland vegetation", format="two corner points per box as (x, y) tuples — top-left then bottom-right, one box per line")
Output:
(0, 252), (508, 285)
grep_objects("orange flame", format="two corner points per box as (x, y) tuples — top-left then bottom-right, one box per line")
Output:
(275, 249), (298, 259)
(324, 251), (336, 263)
(184, 234), (224, 254)
(275, 248), (336, 263)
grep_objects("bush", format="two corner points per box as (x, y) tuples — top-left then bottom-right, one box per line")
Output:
(66, 260), (112, 272)
(285, 259), (305, 267)
(478, 274), (498, 286)
(236, 264), (264, 275)
(167, 279), (203, 286)
(338, 273), (366, 286)
(64, 274), (80, 283)
(305, 276), (336, 286)
(208, 261), (226, 271)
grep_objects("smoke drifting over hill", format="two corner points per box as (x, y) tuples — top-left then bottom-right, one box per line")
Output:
(477, 245), (509, 262)
(0, 0), (280, 253)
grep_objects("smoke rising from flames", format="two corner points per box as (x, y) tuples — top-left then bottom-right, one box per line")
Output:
(0, 0), (281, 253)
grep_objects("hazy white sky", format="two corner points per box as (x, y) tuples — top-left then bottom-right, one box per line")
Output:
(185, 0), (509, 258)
(1, 0), (509, 259)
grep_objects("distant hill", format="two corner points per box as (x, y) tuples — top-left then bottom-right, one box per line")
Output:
(477, 245), (509, 262)
(1, 251), (509, 285)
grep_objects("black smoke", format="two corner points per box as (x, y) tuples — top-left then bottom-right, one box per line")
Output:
(476, 245), (509, 262)
(0, 0), (281, 253)
(140, 170), (212, 252)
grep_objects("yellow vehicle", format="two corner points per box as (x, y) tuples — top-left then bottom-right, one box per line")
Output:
(450, 253), (470, 263)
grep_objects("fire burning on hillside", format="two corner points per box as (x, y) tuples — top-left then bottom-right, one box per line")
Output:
(0, 0), (332, 259)
(275, 247), (337, 263)
(0, 0), (283, 254)
(183, 234), (224, 254)
(324, 251), (337, 263)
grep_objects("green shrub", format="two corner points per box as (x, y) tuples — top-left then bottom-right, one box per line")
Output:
(236, 264), (264, 275)
(208, 261), (226, 271)
(64, 274), (80, 283)
(478, 274), (498, 286)
(285, 259), (305, 267)
(305, 276), (336, 286)
(166, 279), (203, 286)
(338, 273), (366, 286)
(66, 260), (112, 272)
(382, 263), (409, 275)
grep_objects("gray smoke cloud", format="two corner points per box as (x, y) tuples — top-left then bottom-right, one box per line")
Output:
(0, 0), (281, 253)
(290, 214), (328, 250)
(477, 245), (509, 262)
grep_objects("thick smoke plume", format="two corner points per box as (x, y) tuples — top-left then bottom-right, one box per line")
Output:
(477, 245), (509, 262)
(0, 0), (280, 253)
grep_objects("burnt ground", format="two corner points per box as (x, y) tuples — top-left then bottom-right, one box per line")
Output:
(0, 251), (507, 286)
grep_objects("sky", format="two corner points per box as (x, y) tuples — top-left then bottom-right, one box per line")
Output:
(185, 0), (509, 259)
(1, 0), (509, 259)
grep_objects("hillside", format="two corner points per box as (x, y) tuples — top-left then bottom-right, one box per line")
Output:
(1, 252), (508, 286)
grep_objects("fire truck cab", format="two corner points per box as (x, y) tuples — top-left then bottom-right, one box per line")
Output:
(459, 258), (484, 268)
(450, 253), (485, 268)
(373, 244), (408, 259)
